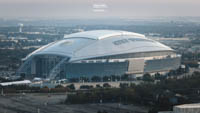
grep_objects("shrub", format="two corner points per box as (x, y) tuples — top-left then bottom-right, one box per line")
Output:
(103, 83), (111, 88)
(80, 85), (93, 89)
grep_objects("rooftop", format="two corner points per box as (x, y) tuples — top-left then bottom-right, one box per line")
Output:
(175, 103), (200, 108)
(0, 80), (31, 86)
(64, 30), (145, 40)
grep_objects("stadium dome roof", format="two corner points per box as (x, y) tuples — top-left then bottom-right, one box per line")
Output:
(64, 30), (145, 40)
(25, 30), (173, 62)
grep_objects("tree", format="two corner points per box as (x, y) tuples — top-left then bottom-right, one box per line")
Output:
(143, 73), (154, 82)
(80, 77), (89, 82)
(155, 73), (162, 80)
(69, 78), (79, 82)
(103, 76), (110, 82)
(103, 83), (111, 88)
(119, 83), (129, 88)
(91, 76), (101, 82)
(121, 74), (129, 81)
(67, 84), (75, 90)
(110, 75), (119, 81)
(80, 85), (93, 89)
(55, 85), (64, 88)
(96, 84), (101, 88)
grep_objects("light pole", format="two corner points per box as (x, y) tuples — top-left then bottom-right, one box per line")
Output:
(1, 88), (4, 96)
(37, 108), (40, 113)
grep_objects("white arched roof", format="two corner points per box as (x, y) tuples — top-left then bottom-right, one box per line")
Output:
(64, 30), (145, 40)
(25, 30), (173, 61)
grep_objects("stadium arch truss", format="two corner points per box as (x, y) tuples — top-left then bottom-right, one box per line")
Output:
(17, 30), (181, 80)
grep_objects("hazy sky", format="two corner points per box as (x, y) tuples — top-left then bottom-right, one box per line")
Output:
(0, 0), (200, 19)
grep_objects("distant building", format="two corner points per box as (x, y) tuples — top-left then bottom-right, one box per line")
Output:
(0, 80), (31, 86)
(198, 62), (200, 68)
(174, 104), (200, 113)
(18, 23), (23, 33)
(17, 30), (181, 81)
(159, 103), (200, 113)
(0, 34), (6, 39)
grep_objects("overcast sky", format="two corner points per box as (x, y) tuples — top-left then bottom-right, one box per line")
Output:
(0, 0), (200, 19)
